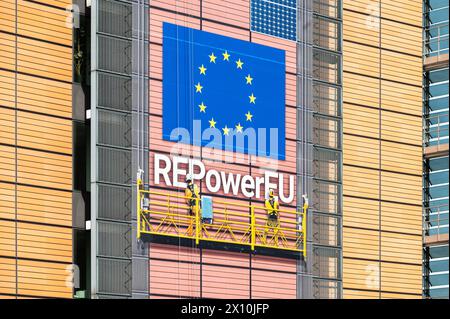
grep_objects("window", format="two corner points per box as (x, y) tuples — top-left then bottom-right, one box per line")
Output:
(251, 0), (297, 41)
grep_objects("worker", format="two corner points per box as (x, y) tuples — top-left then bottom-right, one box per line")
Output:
(264, 188), (280, 242)
(184, 174), (200, 216)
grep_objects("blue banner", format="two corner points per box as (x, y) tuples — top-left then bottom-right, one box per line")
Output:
(163, 22), (286, 160)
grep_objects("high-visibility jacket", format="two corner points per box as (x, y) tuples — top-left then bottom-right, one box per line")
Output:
(185, 183), (199, 206)
(265, 197), (279, 218)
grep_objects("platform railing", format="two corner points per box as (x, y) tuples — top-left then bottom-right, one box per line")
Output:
(424, 113), (449, 147)
(424, 22), (449, 58)
(136, 180), (306, 256)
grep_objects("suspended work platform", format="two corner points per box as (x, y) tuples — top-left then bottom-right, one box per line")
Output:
(136, 180), (307, 256)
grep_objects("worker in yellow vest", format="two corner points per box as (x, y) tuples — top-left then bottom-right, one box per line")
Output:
(185, 174), (200, 216)
(264, 189), (280, 242)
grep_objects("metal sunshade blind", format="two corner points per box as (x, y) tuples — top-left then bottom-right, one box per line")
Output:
(92, 0), (135, 298)
(295, 0), (343, 299)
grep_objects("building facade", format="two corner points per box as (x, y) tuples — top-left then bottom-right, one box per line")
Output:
(422, 0), (449, 299)
(341, 0), (424, 298)
(0, 0), (428, 299)
(0, 0), (73, 298)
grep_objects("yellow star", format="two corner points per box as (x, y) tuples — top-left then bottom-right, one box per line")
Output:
(249, 93), (256, 104)
(236, 58), (244, 69)
(209, 52), (217, 63)
(235, 123), (243, 133)
(199, 64), (207, 75)
(245, 74), (253, 85)
(198, 102), (207, 113)
(195, 82), (203, 93)
(245, 111), (253, 122)
(222, 125), (230, 136)
(209, 118), (217, 128)
(222, 51), (230, 61)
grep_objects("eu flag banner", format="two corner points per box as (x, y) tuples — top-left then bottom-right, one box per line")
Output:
(163, 22), (286, 160)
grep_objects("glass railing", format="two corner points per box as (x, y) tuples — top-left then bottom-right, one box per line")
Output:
(424, 204), (449, 237)
(424, 113), (449, 147)
(424, 22), (449, 58)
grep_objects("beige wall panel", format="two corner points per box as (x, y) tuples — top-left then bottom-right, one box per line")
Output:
(17, 37), (72, 82)
(343, 196), (379, 230)
(343, 73), (380, 108)
(381, 141), (422, 175)
(381, 111), (422, 145)
(381, 202), (422, 235)
(17, 74), (72, 118)
(0, 182), (15, 220)
(343, 135), (379, 169)
(0, 219), (15, 258)
(381, 81), (422, 116)
(343, 165), (380, 199)
(18, 1), (72, 46)
(17, 259), (72, 299)
(24, 0), (73, 9)
(343, 228), (380, 260)
(381, 50), (422, 86)
(380, 171), (421, 204)
(343, 258), (380, 292)
(343, 0), (379, 13)
(17, 185), (72, 227)
(17, 222), (72, 263)
(381, 0), (422, 27)
(381, 232), (422, 264)
(0, 257), (16, 295)
(0, 145), (15, 183)
(0, 107), (15, 145)
(17, 111), (72, 154)
(381, 292), (421, 299)
(343, 41), (380, 77)
(0, 32), (15, 71)
(0, 0), (15, 33)
(381, 20), (422, 56)
(343, 104), (379, 139)
(17, 148), (72, 191)
(0, 70), (15, 109)
(381, 271), (422, 294)
(343, 10), (380, 46)
(344, 289), (380, 299)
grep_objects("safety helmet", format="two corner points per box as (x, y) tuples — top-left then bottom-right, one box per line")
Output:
(268, 189), (275, 198)
(185, 174), (193, 183)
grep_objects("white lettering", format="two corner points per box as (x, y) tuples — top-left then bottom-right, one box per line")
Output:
(279, 173), (295, 203)
(154, 154), (171, 186)
(264, 171), (278, 198)
(241, 175), (255, 197)
(173, 156), (188, 188)
(221, 172), (241, 196)
(206, 169), (221, 193)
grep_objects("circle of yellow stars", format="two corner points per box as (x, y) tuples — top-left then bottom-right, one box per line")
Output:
(194, 50), (256, 136)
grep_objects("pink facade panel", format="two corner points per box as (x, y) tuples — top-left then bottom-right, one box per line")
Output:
(250, 32), (297, 74)
(202, 20), (250, 41)
(251, 269), (297, 299)
(150, 0), (201, 19)
(202, 265), (250, 298)
(149, 244), (201, 298)
(202, 0), (250, 29)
